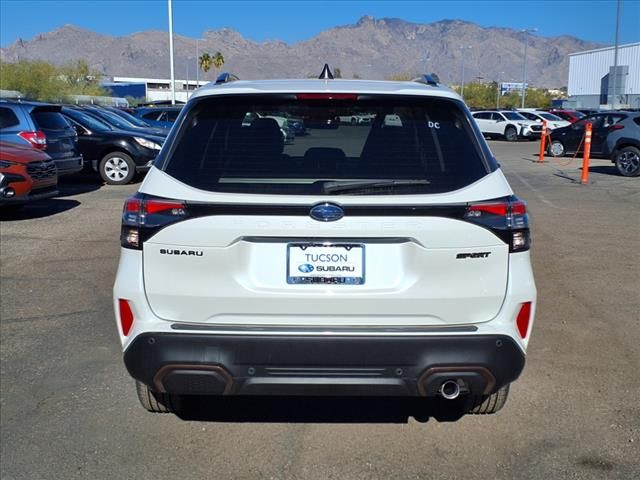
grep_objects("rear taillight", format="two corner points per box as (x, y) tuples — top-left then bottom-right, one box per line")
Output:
(121, 193), (188, 249)
(18, 131), (47, 150)
(608, 124), (624, 131)
(118, 299), (134, 336)
(465, 197), (530, 252)
(516, 302), (532, 339)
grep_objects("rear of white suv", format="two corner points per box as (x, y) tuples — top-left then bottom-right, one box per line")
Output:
(114, 74), (536, 415)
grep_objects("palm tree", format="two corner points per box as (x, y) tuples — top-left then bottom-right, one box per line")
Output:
(198, 52), (212, 73)
(213, 51), (225, 73)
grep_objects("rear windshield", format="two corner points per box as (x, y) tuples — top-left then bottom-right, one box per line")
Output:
(163, 94), (492, 195)
(32, 111), (70, 130)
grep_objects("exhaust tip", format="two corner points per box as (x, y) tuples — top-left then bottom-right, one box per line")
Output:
(440, 380), (461, 400)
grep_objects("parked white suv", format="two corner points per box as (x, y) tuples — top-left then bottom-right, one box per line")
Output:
(114, 70), (537, 415)
(517, 110), (571, 130)
(472, 110), (542, 141)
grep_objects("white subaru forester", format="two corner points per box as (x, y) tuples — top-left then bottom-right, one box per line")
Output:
(114, 69), (536, 415)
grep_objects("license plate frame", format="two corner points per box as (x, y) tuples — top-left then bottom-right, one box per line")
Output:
(286, 243), (365, 285)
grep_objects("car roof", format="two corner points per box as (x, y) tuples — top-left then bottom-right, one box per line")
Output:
(191, 78), (461, 101)
(0, 99), (57, 108)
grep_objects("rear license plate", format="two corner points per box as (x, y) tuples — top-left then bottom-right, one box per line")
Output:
(287, 243), (365, 285)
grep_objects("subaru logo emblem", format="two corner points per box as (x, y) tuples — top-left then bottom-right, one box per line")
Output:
(298, 264), (315, 273)
(310, 203), (344, 222)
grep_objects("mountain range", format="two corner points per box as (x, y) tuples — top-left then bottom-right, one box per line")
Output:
(0, 16), (604, 87)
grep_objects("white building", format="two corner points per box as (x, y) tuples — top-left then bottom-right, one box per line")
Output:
(110, 76), (209, 103)
(566, 42), (640, 109)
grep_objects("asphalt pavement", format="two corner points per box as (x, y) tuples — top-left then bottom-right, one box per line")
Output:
(1, 140), (639, 479)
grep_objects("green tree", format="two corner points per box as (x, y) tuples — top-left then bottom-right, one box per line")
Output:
(0, 59), (105, 101)
(198, 52), (212, 73)
(212, 51), (225, 73)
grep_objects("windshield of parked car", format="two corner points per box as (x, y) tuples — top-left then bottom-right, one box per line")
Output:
(162, 94), (494, 195)
(539, 113), (562, 121)
(89, 109), (136, 130)
(503, 112), (527, 121)
(64, 109), (111, 132)
(110, 109), (151, 128)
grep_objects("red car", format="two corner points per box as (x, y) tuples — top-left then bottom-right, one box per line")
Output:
(546, 109), (586, 124)
(0, 141), (58, 208)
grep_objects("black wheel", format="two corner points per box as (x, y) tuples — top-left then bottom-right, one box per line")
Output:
(466, 384), (510, 415)
(135, 381), (180, 414)
(548, 140), (566, 157)
(614, 146), (640, 177)
(350, 117), (357, 126)
(99, 152), (136, 185)
(504, 126), (518, 142)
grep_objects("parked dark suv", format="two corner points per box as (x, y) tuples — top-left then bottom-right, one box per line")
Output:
(0, 101), (83, 176)
(548, 112), (640, 177)
(61, 107), (164, 185)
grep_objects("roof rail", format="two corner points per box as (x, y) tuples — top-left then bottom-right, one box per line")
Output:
(215, 72), (240, 85)
(412, 73), (440, 87)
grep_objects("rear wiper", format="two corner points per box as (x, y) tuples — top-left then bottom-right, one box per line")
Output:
(322, 179), (430, 194)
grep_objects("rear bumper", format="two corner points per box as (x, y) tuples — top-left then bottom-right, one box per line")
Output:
(124, 332), (525, 397)
(54, 156), (83, 176)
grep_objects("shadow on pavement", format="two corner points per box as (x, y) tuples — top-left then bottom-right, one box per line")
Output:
(0, 175), (104, 221)
(0, 198), (81, 221)
(56, 173), (104, 198)
(587, 165), (624, 177)
(175, 395), (467, 424)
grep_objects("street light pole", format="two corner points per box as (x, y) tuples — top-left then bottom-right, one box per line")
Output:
(460, 46), (472, 100)
(521, 28), (537, 109)
(168, 0), (176, 105)
(612, 0), (622, 108)
(497, 71), (504, 109)
(195, 39), (199, 87)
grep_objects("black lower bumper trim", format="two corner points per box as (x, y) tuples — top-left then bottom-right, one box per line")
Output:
(124, 333), (525, 397)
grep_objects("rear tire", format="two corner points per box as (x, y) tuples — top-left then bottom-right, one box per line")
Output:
(504, 126), (517, 142)
(135, 381), (180, 413)
(99, 152), (136, 185)
(466, 384), (510, 414)
(614, 146), (640, 177)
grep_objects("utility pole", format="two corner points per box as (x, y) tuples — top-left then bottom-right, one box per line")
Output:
(497, 72), (504, 109)
(521, 28), (537, 109)
(168, 0), (176, 105)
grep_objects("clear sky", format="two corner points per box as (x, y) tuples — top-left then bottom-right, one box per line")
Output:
(1, 0), (639, 48)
